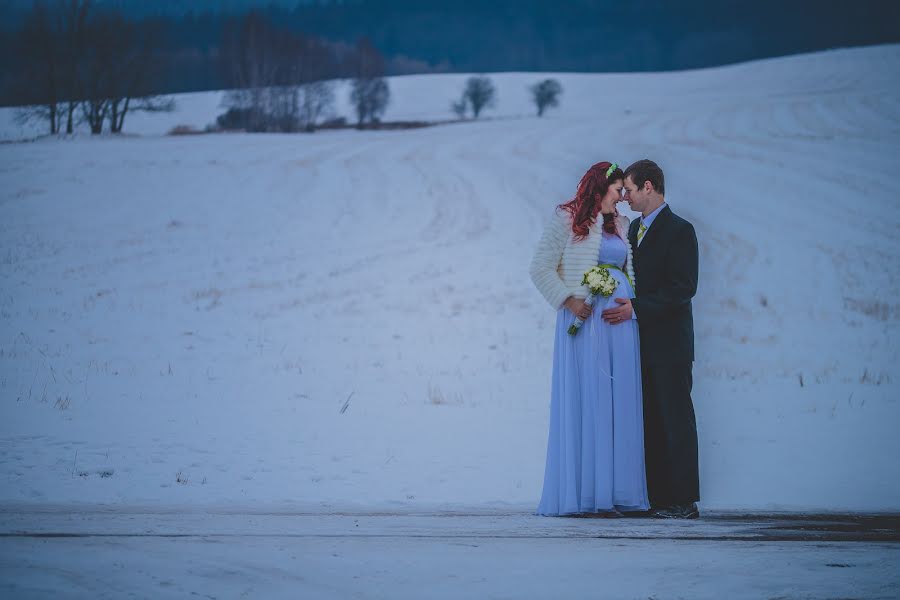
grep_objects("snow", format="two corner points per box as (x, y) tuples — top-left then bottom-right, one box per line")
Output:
(1, 510), (898, 599)
(5, 535), (894, 599)
(1, 44), (899, 518)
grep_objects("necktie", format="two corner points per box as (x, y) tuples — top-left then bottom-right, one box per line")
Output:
(637, 222), (648, 245)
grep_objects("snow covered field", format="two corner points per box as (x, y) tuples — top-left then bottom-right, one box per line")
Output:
(1, 44), (899, 518)
(1, 510), (897, 599)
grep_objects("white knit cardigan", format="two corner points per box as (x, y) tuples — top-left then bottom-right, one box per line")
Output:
(529, 208), (633, 310)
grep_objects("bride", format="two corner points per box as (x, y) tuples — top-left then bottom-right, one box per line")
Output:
(529, 161), (649, 517)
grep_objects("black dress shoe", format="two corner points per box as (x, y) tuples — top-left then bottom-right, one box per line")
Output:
(651, 502), (699, 519)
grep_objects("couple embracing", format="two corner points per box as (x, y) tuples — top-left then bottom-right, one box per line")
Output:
(529, 159), (700, 519)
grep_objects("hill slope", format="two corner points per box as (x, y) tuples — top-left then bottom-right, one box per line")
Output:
(1, 45), (898, 512)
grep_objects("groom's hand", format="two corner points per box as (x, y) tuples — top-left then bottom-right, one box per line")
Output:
(601, 298), (633, 324)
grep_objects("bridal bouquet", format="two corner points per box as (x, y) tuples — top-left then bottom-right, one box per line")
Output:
(567, 265), (618, 335)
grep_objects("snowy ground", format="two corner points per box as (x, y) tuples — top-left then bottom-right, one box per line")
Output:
(1, 44), (899, 524)
(1, 508), (898, 599)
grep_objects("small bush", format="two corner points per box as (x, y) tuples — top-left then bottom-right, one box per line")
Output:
(168, 125), (203, 136)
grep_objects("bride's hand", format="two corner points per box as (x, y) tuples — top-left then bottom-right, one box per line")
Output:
(565, 297), (593, 320)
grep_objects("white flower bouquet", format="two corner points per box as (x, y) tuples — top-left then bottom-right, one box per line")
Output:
(567, 265), (619, 335)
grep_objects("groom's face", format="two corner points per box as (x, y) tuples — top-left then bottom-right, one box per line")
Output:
(623, 175), (647, 212)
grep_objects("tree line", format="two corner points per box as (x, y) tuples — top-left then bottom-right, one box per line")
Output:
(11, 1), (566, 136)
(216, 14), (388, 133)
(13, 0), (174, 134)
(11, 1), (392, 135)
(3, 0), (896, 107)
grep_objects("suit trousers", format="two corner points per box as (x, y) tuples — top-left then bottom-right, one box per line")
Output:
(641, 360), (700, 506)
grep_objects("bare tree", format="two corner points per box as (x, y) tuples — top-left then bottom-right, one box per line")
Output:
(13, 1), (63, 134)
(299, 81), (334, 132)
(221, 12), (282, 132)
(265, 84), (303, 132)
(13, 1), (172, 136)
(529, 79), (562, 117)
(220, 11), (316, 132)
(350, 37), (390, 127)
(268, 25), (306, 132)
(450, 96), (468, 119)
(57, 0), (91, 134)
(76, 10), (125, 134)
(350, 78), (389, 127)
(217, 11), (344, 133)
(105, 19), (174, 133)
(463, 76), (496, 119)
(296, 35), (337, 132)
(79, 98), (107, 134)
(15, 1), (145, 136)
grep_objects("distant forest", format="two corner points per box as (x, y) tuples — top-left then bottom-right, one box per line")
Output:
(2, 0), (899, 107)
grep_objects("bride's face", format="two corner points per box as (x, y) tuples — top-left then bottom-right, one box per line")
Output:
(599, 179), (624, 214)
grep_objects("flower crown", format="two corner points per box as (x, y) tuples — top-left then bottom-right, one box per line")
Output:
(605, 162), (619, 178)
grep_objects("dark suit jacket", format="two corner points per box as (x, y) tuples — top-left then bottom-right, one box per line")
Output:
(628, 205), (698, 365)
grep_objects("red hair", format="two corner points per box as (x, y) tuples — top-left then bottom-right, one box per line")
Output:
(558, 161), (624, 241)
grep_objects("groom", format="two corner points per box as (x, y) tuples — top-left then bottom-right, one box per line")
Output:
(601, 159), (700, 519)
